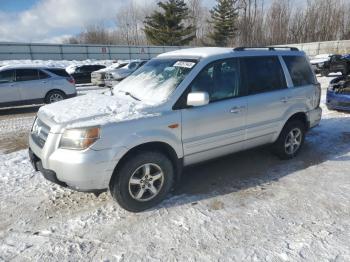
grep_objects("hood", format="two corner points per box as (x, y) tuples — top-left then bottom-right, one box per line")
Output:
(110, 68), (132, 76)
(310, 58), (330, 64)
(38, 93), (154, 128)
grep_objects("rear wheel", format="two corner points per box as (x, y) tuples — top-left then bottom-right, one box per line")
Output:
(272, 120), (306, 160)
(110, 151), (174, 212)
(45, 90), (66, 104)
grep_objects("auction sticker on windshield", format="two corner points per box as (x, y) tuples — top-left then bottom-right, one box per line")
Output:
(174, 61), (196, 68)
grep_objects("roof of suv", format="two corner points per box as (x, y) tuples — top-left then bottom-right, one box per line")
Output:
(158, 47), (304, 59)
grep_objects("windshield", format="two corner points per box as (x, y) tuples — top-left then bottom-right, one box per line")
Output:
(113, 58), (197, 104)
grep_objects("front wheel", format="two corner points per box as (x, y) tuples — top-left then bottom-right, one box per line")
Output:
(272, 120), (306, 160)
(110, 151), (174, 212)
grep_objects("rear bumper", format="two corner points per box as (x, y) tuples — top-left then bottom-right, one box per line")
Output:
(326, 90), (350, 111)
(67, 92), (77, 99)
(307, 107), (322, 128)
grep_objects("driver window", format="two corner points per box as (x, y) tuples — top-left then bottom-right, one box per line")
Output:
(189, 58), (242, 102)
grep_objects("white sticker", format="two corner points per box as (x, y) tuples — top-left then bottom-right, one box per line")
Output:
(174, 61), (195, 68)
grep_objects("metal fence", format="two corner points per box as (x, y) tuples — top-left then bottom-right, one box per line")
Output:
(284, 40), (350, 56)
(1, 40), (350, 61)
(0, 42), (186, 60)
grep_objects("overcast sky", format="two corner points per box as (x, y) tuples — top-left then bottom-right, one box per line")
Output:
(0, 0), (304, 43)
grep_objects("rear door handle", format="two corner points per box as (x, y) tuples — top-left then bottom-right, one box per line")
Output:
(280, 97), (289, 103)
(230, 106), (246, 114)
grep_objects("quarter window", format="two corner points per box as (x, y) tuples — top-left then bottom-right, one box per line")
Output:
(38, 70), (50, 79)
(241, 56), (287, 95)
(0, 70), (15, 83)
(283, 56), (316, 87)
(16, 69), (39, 82)
(189, 58), (243, 102)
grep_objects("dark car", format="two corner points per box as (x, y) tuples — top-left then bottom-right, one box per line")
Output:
(70, 65), (106, 84)
(326, 76), (350, 111)
(315, 54), (350, 76)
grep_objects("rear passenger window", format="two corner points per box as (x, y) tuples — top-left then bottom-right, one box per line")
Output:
(38, 70), (50, 79)
(241, 56), (287, 95)
(189, 58), (243, 102)
(0, 70), (15, 83)
(16, 69), (39, 82)
(46, 68), (70, 77)
(283, 56), (315, 87)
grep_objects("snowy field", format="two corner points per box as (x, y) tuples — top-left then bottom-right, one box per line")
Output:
(1, 75), (350, 261)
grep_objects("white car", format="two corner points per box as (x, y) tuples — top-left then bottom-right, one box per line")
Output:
(91, 61), (129, 86)
(0, 65), (76, 107)
(104, 60), (148, 87)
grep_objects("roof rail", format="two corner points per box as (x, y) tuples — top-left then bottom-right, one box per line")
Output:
(233, 46), (299, 51)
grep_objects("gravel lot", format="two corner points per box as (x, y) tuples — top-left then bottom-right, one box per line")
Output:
(0, 77), (349, 261)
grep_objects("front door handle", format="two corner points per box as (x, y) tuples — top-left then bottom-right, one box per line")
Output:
(281, 96), (292, 103)
(230, 106), (245, 114)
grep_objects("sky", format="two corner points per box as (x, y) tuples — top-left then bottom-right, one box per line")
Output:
(0, 0), (303, 44)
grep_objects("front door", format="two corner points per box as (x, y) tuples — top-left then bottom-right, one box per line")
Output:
(181, 58), (247, 165)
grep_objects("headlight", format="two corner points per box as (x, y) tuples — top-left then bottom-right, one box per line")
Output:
(318, 62), (324, 67)
(59, 127), (100, 150)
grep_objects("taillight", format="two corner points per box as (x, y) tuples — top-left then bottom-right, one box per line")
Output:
(67, 77), (75, 85)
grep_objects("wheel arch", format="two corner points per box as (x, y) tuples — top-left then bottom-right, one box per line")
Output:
(285, 112), (308, 129)
(45, 89), (67, 102)
(109, 141), (183, 190)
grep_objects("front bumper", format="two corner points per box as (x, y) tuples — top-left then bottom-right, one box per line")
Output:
(29, 134), (121, 191)
(326, 90), (350, 111)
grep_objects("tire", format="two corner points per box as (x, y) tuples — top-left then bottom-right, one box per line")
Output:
(110, 151), (174, 212)
(342, 68), (349, 76)
(321, 70), (329, 77)
(45, 90), (66, 104)
(272, 120), (306, 160)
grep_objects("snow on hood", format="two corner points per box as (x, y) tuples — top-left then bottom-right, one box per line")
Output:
(38, 93), (154, 127)
(310, 58), (330, 64)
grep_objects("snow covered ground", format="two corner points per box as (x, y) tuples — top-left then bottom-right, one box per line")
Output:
(0, 75), (350, 261)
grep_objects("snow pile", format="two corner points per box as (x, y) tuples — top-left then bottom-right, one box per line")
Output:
(0, 59), (114, 70)
(38, 93), (155, 126)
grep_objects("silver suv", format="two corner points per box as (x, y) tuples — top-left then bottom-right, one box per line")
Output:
(28, 47), (322, 212)
(0, 65), (76, 107)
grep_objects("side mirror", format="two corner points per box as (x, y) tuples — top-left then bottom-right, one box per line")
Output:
(187, 91), (209, 107)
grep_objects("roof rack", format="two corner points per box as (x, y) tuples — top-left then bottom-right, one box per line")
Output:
(233, 46), (299, 51)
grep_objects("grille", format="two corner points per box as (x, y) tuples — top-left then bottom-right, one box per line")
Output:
(31, 118), (50, 148)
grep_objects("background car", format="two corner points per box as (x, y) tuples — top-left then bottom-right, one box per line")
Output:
(311, 54), (350, 76)
(104, 60), (147, 87)
(327, 75), (350, 111)
(91, 61), (129, 86)
(0, 65), (76, 107)
(70, 64), (106, 84)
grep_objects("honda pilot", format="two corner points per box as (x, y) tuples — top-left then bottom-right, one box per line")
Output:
(28, 47), (322, 212)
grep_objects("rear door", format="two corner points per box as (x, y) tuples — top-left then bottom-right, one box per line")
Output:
(0, 69), (19, 104)
(242, 56), (290, 148)
(282, 55), (319, 110)
(16, 69), (50, 101)
(181, 58), (248, 164)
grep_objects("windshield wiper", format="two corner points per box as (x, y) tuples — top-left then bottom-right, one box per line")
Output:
(118, 90), (140, 101)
